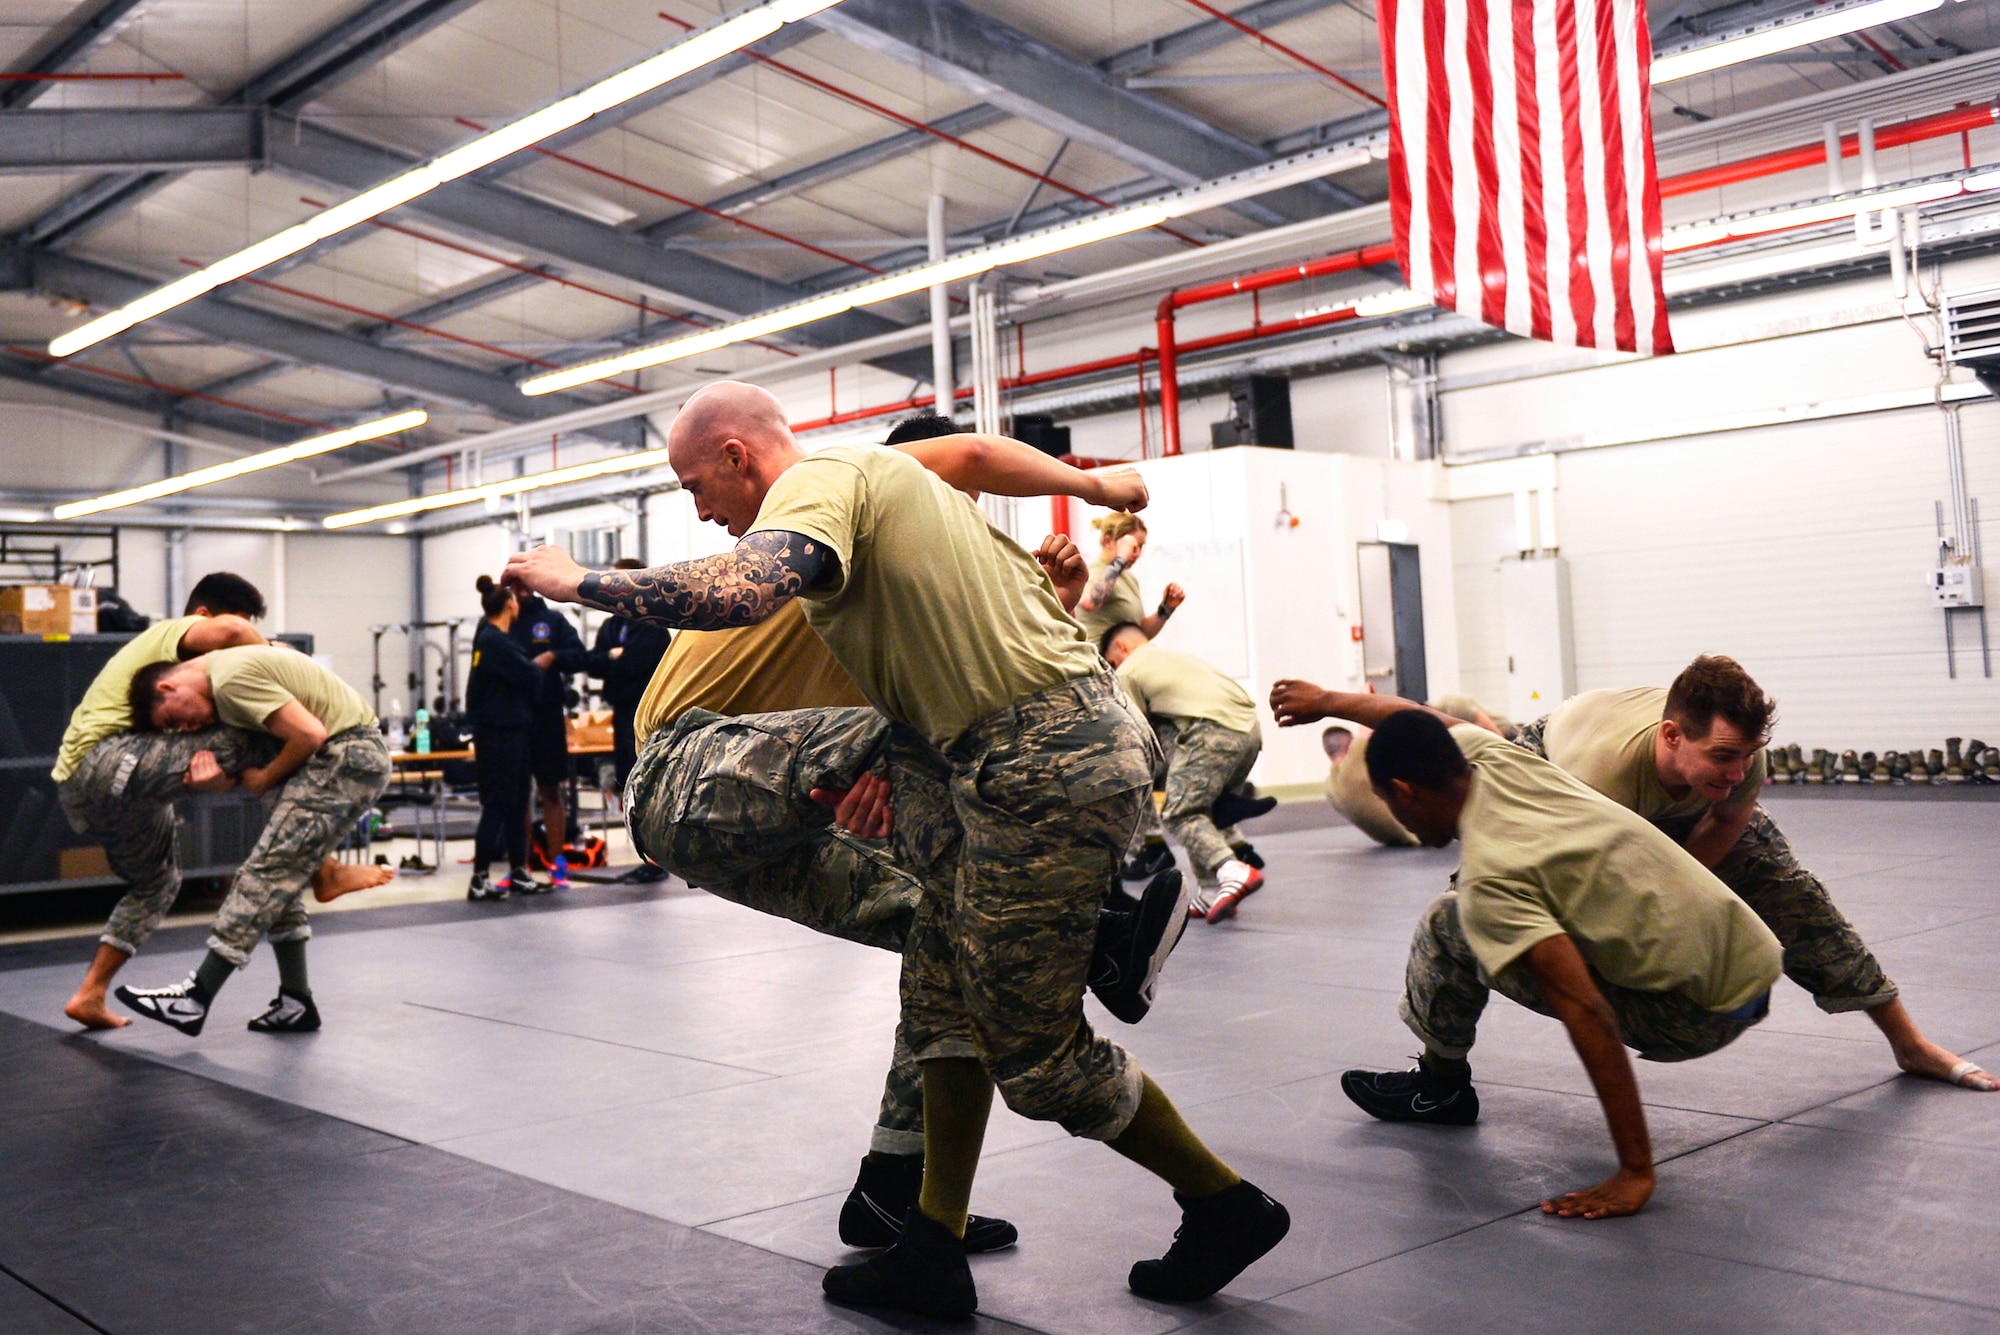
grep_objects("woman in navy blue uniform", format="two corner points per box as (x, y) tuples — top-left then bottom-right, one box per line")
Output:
(509, 585), (588, 880)
(466, 576), (544, 900)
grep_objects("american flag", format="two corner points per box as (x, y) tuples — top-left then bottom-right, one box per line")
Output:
(1377, 0), (1674, 355)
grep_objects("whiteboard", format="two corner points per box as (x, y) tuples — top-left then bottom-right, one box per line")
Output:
(1138, 537), (1251, 679)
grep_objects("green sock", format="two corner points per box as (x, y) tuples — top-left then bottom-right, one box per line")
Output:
(915, 1058), (994, 1239)
(1108, 1073), (1240, 1199)
(190, 950), (235, 1005)
(1419, 1050), (1472, 1083)
(273, 939), (310, 998)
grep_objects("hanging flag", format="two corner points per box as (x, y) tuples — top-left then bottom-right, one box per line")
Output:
(1377, 0), (1674, 355)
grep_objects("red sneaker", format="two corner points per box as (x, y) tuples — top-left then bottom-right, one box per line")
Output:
(1205, 865), (1264, 923)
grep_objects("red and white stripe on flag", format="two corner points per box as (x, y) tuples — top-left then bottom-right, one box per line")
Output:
(1377, 0), (1673, 355)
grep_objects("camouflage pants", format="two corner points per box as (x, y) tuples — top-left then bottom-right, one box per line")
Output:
(625, 705), (949, 1153)
(902, 669), (1156, 1140)
(207, 728), (391, 967)
(1159, 718), (1261, 888)
(1516, 717), (1896, 1014)
(1400, 892), (1765, 1063)
(58, 727), (277, 957)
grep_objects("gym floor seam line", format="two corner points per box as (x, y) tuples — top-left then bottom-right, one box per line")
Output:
(0, 1260), (111, 1335)
(398, 999), (785, 1077)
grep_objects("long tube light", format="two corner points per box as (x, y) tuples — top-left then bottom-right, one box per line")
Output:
(323, 443), (674, 529)
(1663, 170), (1998, 251)
(53, 410), (428, 519)
(45, 0), (846, 359)
(519, 142), (1381, 396)
(1651, 0), (1951, 84)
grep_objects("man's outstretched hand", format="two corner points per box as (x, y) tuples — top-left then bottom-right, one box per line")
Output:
(502, 545), (589, 604)
(1541, 1167), (1655, 1221)
(1270, 679), (1336, 728)
(1034, 533), (1089, 612)
(811, 770), (893, 840)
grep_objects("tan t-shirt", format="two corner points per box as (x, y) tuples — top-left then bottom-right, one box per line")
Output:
(1076, 560), (1146, 651)
(634, 601), (868, 737)
(1451, 724), (1780, 1013)
(1115, 641), (1256, 733)
(748, 445), (1098, 746)
(205, 646), (375, 737)
(52, 614), (202, 782)
(1543, 687), (1765, 823)
(1325, 731), (1419, 847)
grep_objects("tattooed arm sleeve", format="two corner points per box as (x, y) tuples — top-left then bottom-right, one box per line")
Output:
(573, 529), (835, 630)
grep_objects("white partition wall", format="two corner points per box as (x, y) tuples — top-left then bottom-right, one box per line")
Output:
(1071, 446), (1458, 788)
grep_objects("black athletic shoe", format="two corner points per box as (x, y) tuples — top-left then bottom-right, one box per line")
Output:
(1120, 841), (1175, 881)
(1090, 869), (1190, 1024)
(1340, 1065), (1480, 1126)
(247, 989), (321, 1033)
(467, 872), (509, 901)
(838, 1154), (1018, 1254)
(617, 863), (669, 884)
(1128, 1180), (1290, 1303)
(823, 1205), (978, 1319)
(501, 871), (551, 895)
(1212, 791), (1278, 829)
(1230, 842), (1265, 870)
(115, 977), (208, 1036)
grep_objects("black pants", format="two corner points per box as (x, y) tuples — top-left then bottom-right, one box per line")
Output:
(612, 704), (639, 790)
(474, 727), (532, 874)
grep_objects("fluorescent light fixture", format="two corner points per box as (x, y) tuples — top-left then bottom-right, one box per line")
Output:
(521, 143), (1376, 396)
(1650, 0), (1945, 84)
(323, 443), (674, 529)
(1663, 175), (1969, 251)
(1352, 287), (1432, 317)
(46, 0), (847, 359)
(53, 410), (427, 520)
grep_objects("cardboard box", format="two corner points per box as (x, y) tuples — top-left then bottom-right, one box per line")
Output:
(59, 846), (112, 880)
(0, 584), (70, 636)
(69, 587), (98, 636)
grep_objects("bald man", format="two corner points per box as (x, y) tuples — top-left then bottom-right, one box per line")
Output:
(506, 383), (1286, 1319)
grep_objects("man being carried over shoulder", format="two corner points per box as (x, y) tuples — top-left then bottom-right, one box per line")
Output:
(1271, 681), (1782, 1219)
(115, 645), (393, 1035)
(1519, 656), (1991, 1092)
(58, 573), (274, 1030)
(1101, 623), (1266, 923)
(507, 383), (1286, 1319)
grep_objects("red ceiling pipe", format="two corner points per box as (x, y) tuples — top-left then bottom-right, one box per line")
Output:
(1155, 242), (1396, 455)
(1659, 101), (1998, 198)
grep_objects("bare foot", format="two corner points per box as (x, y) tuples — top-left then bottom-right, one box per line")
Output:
(64, 990), (130, 1030)
(311, 860), (397, 904)
(1896, 1040), (1998, 1091)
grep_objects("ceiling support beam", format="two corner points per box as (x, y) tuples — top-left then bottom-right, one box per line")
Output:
(0, 107), (264, 174)
(0, 0), (153, 110)
(1098, 0), (1343, 81)
(809, 0), (1362, 225)
(3, 247), (645, 446)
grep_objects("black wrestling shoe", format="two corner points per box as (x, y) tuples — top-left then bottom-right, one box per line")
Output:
(500, 871), (551, 895)
(823, 1205), (978, 1319)
(1229, 842), (1265, 870)
(467, 871), (509, 901)
(838, 1154), (1018, 1254)
(247, 989), (320, 1033)
(1120, 841), (1175, 881)
(1340, 1065), (1480, 1126)
(1211, 791), (1277, 829)
(617, 863), (669, 884)
(115, 977), (208, 1036)
(1128, 1180), (1290, 1303)
(1090, 869), (1190, 1024)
